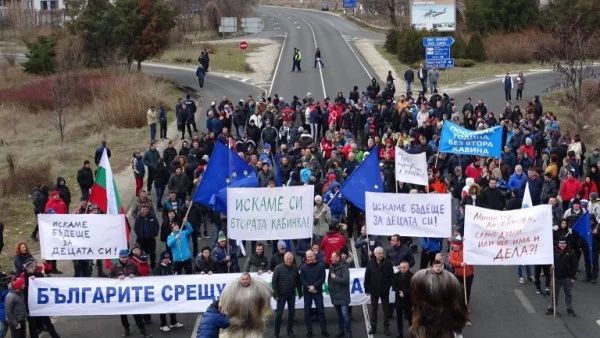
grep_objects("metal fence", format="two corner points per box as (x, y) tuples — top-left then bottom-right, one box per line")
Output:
(0, 8), (65, 29)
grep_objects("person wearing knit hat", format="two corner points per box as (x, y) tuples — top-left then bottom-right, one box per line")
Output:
(6, 277), (27, 337)
(449, 234), (474, 325)
(212, 231), (238, 273)
(269, 240), (289, 271)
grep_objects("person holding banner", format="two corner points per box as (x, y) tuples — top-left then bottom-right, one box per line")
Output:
(167, 220), (193, 275)
(153, 252), (183, 332)
(21, 260), (62, 338)
(449, 236), (474, 315)
(545, 238), (578, 317)
(110, 249), (152, 337)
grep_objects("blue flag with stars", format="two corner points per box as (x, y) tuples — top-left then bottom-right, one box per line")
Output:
(572, 211), (593, 263)
(192, 142), (255, 207)
(208, 173), (259, 215)
(340, 146), (383, 211)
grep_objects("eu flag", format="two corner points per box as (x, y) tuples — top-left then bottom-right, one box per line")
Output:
(208, 173), (259, 215)
(192, 142), (255, 207)
(340, 146), (383, 211)
(572, 211), (593, 263)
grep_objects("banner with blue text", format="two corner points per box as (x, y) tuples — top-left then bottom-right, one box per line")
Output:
(38, 214), (127, 260)
(438, 121), (503, 158)
(28, 269), (397, 316)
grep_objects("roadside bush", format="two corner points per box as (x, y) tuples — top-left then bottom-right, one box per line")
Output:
(455, 59), (476, 67)
(384, 29), (401, 54)
(89, 73), (172, 128)
(451, 35), (468, 60)
(483, 29), (559, 63)
(0, 160), (53, 196)
(466, 34), (486, 62)
(395, 25), (430, 64)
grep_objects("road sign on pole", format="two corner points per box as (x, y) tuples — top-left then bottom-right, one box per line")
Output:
(219, 17), (237, 34)
(239, 41), (248, 51)
(343, 0), (357, 8)
(426, 59), (455, 69)
(422, 37), (455, 47)
(241, 17), (262, 34)
(425, 46), (450, 60)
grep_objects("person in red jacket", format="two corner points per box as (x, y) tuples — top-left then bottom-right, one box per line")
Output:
(580, 176), (598, 200)
(44, 190), (68, 214)
(320, 221), (346, 267)
(560, 170), (581, 210)
(320, 136), (334, 160)
(379, 139), (395, 160)
(129, 245), (153, 325)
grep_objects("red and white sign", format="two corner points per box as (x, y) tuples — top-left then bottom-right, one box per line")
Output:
(239, 41), (248, 50)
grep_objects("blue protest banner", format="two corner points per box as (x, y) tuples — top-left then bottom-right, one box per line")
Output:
(343, 0), (357, 8)
(438, 121), (503, 158)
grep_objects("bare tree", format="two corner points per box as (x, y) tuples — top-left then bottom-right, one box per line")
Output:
(537, 0), (600, 134)
(50, 35), (85, 144)
(387, 0), (397, 26)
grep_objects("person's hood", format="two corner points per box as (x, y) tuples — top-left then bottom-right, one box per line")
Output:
(49, 190), (60, 198)
(56, 176), (65, 186)
(465, 177), (475, 188)
(330, 181), (340, 190)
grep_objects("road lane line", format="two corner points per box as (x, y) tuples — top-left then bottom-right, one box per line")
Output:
(341, 35), (372, 80)
(513, 289), (536, 314)
(287, 12), (327, 99)
(189, 314), (202, 338)
(596, 319), (600, 326)
(350, 240), (374, 338)
(269, 31), (288, 96)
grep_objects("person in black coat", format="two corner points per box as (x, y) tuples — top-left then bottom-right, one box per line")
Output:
(76, 160), (94, 200)
(392, 262), (413, 338)
(364, 247), (394, 336)
(53, 176), (71, 210)
(153, 252), (182, 329)
(546, 238), (578, 316)
(154, 158), (170, 210)
(505, 189), (523, 210)
(479, 179), (506, 210)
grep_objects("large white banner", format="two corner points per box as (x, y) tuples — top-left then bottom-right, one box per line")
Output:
(365, 192), (452, 237)
(28, 268), (399, 316)
(463, 205), (554, 265)
(38, 214), (127, 260)
(395, 147), (428, 186)
(227, 185), (314, 240)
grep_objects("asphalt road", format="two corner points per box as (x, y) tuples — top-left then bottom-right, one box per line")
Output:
(50, 6), (600, 338)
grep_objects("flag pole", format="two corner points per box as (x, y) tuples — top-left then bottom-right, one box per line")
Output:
(552, 268), (556, 317)
(463, 271), (468, 307)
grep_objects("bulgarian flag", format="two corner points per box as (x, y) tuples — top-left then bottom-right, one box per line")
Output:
(89, 148), (130, 270)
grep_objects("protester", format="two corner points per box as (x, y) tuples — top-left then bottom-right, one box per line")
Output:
(153, 252), (184, 332)
(197, 301), (229, 338)
(272, 252), (302, 338)
(392, 261), (413, 338)
(299, 250), (329, 337)
(5, 278), (26, 338)
(364, 247), (393, 336)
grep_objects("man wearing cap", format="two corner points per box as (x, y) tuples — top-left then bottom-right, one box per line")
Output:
(270, 240), (290, 271)
(111, 249), (152, 337)
(212, 232), (238, 273)
(545, 237), (577, 317)
(6, 277), (27, 338)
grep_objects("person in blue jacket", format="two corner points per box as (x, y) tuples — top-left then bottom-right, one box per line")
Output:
(0, 283), (7, 338)
(197, 301), (230, 338)
(324, 182), (344, 221)
(196, 64), (206, 89)
(167, 220), (193, 275)
(420, 237), (443, 269)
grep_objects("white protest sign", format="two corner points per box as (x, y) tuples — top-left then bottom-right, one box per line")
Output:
(463, 205), (554, 265)
(38, 214), (127, 260)
(395, 147), (428, 186)
(365, 192), (452, 237)
(28, 269), (397, 316)
(227, 185), (314, 240)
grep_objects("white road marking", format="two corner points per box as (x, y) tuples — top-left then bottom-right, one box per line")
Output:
(514, 289), (536, 314)
(241, 78), (249, 82)
(341, 33), (372, 80)
(296, 26), (301, 29)
(596, 319), (600, 327)
(189, 315), (202, 338)
(274, 27), (280, 30)
(288, 12), (327, 98)
(268, 31), (288, 96)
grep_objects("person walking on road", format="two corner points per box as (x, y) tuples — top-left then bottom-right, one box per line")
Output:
(314, 47), (324, 68)
(516, 72), (526, 101)
(272, 252), (302, 338)
(143, 141), (159, 194)
(404, 67), (414, 96)
(300, 250), (329, 337)
(158, 105), (167, 139)
(196, 63), (206, 89)
(292, 48), (302, 72)
(545, 237), (578, 317)
(147, 105), (157, 142)
(133, 204), (159, 268)
(417, 63), (427, 93)
(502, 72), (514, 102)
(392, 261), (413, 338)
(364, 247), (394, 336)
(428, 66), (439, 93)
(183, 95), (198, 133)
(328, 251), (351, 338)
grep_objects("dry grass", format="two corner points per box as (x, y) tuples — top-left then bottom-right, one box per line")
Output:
(375, 44), (546, 87)
(157, 41), (261, 73)
(0, 67), (182, 268)
(0, 64), (39, 90)
(483, 29), (561, 64)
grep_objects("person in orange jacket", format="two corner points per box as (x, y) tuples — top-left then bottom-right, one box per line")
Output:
(449, 235), (474, 322)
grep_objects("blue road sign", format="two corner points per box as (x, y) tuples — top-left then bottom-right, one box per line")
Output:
(426, 46), (450, 60)
(343, 0), (357, 8)
(423, 37), (455, 47)
(426, 59), (455, 69)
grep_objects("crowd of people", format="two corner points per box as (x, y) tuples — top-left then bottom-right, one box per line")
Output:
(2, 68), (599, 338)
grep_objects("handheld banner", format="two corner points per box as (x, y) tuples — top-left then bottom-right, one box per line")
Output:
(438, 121), (503, 158)
(395, 147), (428, 186)
(463, 205), (554, 265)
(227, 185), (314, 240)
(38, 214), (127, 260)
(28, 269), (397, 316)
(365, 192), (452, 237)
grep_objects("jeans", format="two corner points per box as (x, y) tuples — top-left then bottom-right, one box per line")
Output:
(420, 79), (426, 93)
(80, 187), (90, 201)
(334, 305), (351, 335)
(550, 278), (573, 310)
(149, 123), (156, 141)
(304, 293), (327, 333)
(516, 88), (523, 101)
(0, 320), (8, 338)
(274, 296), (296, 336)
(504, 88), (512, 102)
(235, 124), (245, 138)
(155, 184), (165, 208)
(160, 121), (168, 139)
(518, 265), (531, 279)
(198, 77), (204, 88)
(310, 123), (318, 140)
(405, 81), (412, 95)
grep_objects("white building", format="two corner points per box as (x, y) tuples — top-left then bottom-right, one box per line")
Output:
(0, 0), (65, 10)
